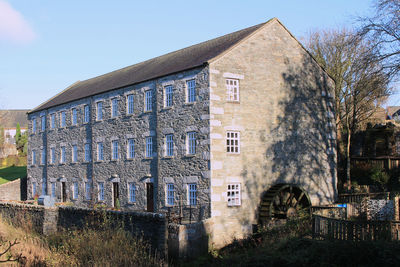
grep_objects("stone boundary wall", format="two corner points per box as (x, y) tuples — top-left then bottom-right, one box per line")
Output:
(0, 202), (167, 257)
(0, 179), (21, 201)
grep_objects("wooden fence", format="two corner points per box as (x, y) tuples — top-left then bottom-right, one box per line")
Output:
(338, 192), (391, 203)
(313, 214), (400, 241)
(351, 156), (400, 172)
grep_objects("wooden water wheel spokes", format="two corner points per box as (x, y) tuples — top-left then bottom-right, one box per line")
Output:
(259, 184), (311, 224)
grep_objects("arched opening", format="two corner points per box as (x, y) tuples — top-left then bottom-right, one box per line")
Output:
(258, 184), (311, 225)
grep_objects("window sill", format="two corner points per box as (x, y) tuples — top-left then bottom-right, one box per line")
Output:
(184, 102), (196, 106)
(161, 106), (173, 111)
(95, 160), (105, 163)
(163, 156), (174, 159)
(143, 110), (153, 114)
(143, 157), (153, 160)
(59, 163), (66, 165)
(126, 158), (135, 161)
(184, 154), (196, 158)
(110, 159), (119, 162)
(226, 100), (240, 104)
(227, 153), (241, 156)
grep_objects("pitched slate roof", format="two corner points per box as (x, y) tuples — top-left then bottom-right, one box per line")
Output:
(30, 20), (271, 114)
(0, 110), (29, 128)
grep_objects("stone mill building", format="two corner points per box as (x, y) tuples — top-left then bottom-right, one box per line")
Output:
(27, 18), (337, 246)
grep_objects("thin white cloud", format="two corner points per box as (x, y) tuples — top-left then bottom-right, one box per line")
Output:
(0, 0), (36, 44)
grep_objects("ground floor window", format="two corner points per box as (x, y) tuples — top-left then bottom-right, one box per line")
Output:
(85, 182), (91, 200)
(128, 183), (136, 203)
(188, 183), (197, 205)
(51, 182), (56, 198)
(73, 182), (79, 199)
(98, 182), (104, 201)
(227, 183), (241, 206)
(32, 182), (37, 197)
(166, 183), (174, 206)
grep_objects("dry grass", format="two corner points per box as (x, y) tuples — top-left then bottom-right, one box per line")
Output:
(0, 218), (49, 266)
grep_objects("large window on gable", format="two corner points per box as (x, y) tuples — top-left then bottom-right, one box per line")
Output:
(226, 78), (240, 101)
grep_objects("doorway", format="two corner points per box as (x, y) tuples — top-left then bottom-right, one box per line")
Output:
(113, 182), (119, 208)
(146, 183), (154, 212)
(61, 182), (67, 202)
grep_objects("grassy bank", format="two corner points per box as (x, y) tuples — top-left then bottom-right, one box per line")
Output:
(0, 166), (26, 185)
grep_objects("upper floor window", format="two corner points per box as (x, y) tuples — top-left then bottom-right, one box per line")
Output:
(164, 85), (173, 107)
(166, 183), (174, 206)
(60, 111), (66, 127)
(60, 146), (66, 163)
(96, 102), (103, 121)
(145, 137), (153, 158)
(84, 105), (90, 123)
(84, 143), (90, 162)
(186, 79), (196, 103)
(128, 183), (136, 203)
(72, 108), (78, 125)
(32, 118), (37, 133)
(72, 145), (78, 163)
(112, 140), (119, 160)
(41, 148), (46, 165)
(41, 116), (46, 131)
(32, 150), (36, 165)
(145, 90), (152, 112)
(227, 184), (241, 206)
(97, 142), (104, 161)
(188, 183), (197, 206)
(187, 132), (196, 155)
(127, 94), (134, 114)
(127, 139), (135, 159)
(98, 182), (104, 201)
(50, 114), (55, 129)
(165, 134), (174, 157)
(226, 79), (239, 101)
(50, 147), (56, 164)
(226, 131), (240, 154)
(111, 98), (118, 118)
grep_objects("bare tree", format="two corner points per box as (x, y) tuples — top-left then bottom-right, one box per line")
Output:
(306, 29), (390, 188)
(358, 0), (400, 78)
(0, 239), (23, 263)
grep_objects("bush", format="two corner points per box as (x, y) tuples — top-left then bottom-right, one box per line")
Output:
(370, 166), (390, 190)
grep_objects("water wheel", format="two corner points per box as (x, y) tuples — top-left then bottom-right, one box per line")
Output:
(258, 184), (311, 224)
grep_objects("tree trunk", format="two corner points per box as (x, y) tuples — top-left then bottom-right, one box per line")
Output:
(346, 127), (352, 190)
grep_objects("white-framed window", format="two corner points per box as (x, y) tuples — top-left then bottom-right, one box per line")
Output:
(84, 143), (90, 162)
(41, 116), (46, 131)
(187, 132), (196, 155)
(32, 118), (37, 133)
(73, 182), (79, 199)
(186, 79), (196, 103)
(226, 78), (240, 101)
(60, 146), (66, 163)
(84, 105), (90, 123)
(164, 85), (173, 107)
(127, 94), (134, 114)
(72, 145), (78, 163)
(85, 182), (91, 200)
(145, 90), (152, 112)
(41, 148), (46, 165)
(226, 131), (240, 154)
(50, 147), (55, 164)
(60, 111), (66, 127)
(111, 98), (118, 118)
(127, 139), (135, 159)
(188, 183), (197, 206)
(32, 150), (36, 165)
(165, 134), (173, 157)
(72, 108), (78, 125)
(96, 101), (103, 121)
(166, 183), (174, 206)
(145, 137), (153, 158)
(32, 182), (37, 197)
(51, 182), (56, 198)
(97, 142), (104, 161)
(128, 183), (136, 203)
(98, 182), (104, 201)
(112, 140), (119, 160)
(227, 184), (241, 206)
(50, 114), (55, 129)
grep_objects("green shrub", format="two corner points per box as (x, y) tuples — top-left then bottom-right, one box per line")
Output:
(370, 166), (390, 190)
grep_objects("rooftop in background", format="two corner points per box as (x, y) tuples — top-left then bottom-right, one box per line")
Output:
(29, 20), (272, 114)
(0, 110), (29, 128)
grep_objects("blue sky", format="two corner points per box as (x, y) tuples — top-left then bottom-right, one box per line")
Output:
(1, 0), (386, 110)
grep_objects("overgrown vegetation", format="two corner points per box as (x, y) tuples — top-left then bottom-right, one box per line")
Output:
(181, 217), (400, 267)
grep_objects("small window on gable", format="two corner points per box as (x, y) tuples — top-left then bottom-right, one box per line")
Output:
(226, 131), (240, 154)
(227, 183), (241, 206)
(186, 79), (196, 103)
(226, 79), (239, 101)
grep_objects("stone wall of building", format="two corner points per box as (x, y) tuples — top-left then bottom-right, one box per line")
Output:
(207, 19), (337, 247)
(27, 67), (211, 220)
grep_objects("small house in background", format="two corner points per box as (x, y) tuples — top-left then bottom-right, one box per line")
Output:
(0, 110), (29, 158)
